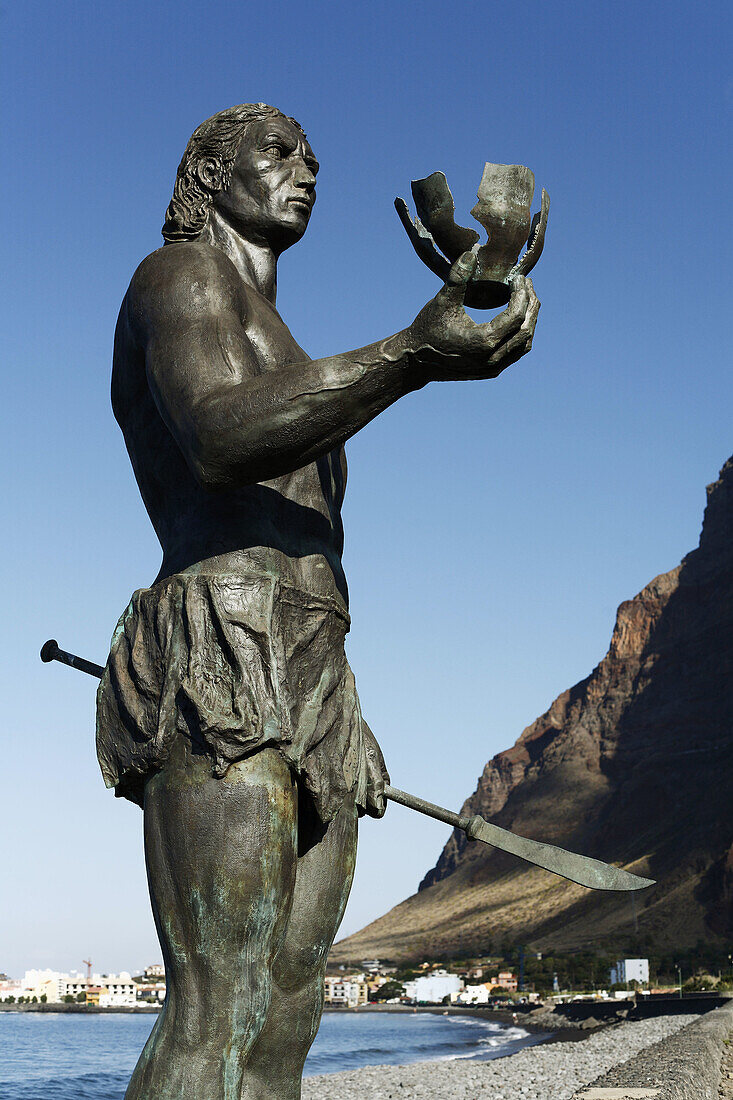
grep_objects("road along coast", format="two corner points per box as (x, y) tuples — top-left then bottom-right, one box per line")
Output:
(302, 1014), (698, 1099)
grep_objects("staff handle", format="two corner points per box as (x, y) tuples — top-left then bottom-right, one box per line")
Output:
(40, 639), (104, 680)
(384, 784), (478, 836)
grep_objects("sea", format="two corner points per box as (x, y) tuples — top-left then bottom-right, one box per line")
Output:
(0, 1009), (548, 1098)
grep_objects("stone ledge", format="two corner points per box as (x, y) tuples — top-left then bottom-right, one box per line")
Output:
(575, 999), (733, 1100)
(577, 1091), (660, 1099)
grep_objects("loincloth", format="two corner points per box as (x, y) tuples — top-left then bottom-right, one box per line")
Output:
(96, 572), (370, 822)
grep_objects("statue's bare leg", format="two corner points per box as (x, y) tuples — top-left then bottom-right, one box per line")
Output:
(124, 740), (299, 1100)
(240, 786), (358, 1099)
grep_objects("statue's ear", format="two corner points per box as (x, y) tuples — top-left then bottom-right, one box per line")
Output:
(195, 156), (224, 195)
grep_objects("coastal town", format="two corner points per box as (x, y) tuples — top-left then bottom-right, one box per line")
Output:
(1, 952), (713, 1011)
(0, 963), (165, 1008)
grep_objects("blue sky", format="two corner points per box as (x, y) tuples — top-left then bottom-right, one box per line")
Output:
(3, 0), (731, 976)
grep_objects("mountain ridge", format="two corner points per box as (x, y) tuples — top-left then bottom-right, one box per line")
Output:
(332, 456), (733, 963)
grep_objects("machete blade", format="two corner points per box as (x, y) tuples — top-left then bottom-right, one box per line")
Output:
(468, 816), (654, 892)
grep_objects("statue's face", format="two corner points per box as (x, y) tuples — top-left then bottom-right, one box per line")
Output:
(213, 116), (319, 254)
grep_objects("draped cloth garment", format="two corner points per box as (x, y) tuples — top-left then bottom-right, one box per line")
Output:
(96, 572), (370, 822)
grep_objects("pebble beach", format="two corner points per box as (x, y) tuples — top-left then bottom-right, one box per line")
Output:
(302, 1013), (698, 1100)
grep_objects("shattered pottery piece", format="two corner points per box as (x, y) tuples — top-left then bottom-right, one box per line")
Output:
(395, 163), (549, 308)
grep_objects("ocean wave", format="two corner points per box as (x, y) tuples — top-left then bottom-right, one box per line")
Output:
(0, 1071), (129, 1100)
(432, 1031), (549, 1064)
(305, 1013), (545, 1076)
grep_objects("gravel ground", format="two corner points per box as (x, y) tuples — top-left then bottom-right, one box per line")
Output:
(587, 999), (733, 1100)
(302, 1014), (698, 1100)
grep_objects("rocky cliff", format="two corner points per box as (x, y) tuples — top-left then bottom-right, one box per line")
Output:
(332, 457), (733, 963)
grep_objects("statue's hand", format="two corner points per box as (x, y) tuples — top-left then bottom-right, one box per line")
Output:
(361, 721), (390, 819)
(407, 252), (540, 382)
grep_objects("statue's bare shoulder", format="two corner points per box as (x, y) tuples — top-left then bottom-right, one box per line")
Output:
(124, 241), (248, 352)
(114, 241), (262, 453)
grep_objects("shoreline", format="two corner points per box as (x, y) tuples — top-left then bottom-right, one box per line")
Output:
(0, 1002), (550, 1025)
(0, 998), (587, 1042)
(0, 1000), (661, 1046)
(322, 1002), (604, 1043)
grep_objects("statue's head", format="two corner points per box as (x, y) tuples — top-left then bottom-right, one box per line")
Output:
(163, 103), (317, 251)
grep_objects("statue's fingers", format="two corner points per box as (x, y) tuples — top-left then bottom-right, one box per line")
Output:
(366, 774), (387, 818)
(486, 338), (533, 374)
(505, 275), (531, 319)
(489, 329), (532, 365)
(447, 250), (478, 286)
(525, 282), (541, 334)
(509, 279), (540, 345)
(439, 250), (478, 305)
(524, 279), (541, 328)
(483, 283), (538, 365)
(479, 277), (530, 342)
(487, 303), (538, 365)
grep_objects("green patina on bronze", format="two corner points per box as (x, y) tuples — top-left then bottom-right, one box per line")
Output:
(84, 102), (543, 1098)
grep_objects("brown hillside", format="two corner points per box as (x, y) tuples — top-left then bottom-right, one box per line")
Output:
(332, 457), (733, 963)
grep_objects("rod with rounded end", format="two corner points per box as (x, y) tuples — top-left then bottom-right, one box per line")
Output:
(40, 639), (104, 679)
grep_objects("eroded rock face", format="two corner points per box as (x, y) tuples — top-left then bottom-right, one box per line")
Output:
(333, 457), (733, 962)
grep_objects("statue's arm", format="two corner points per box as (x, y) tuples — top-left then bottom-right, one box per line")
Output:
(133, 246), (539, 490)
(132, 247), (424, 489)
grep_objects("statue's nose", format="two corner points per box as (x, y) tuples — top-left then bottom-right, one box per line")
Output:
(292, 159), (316, 191)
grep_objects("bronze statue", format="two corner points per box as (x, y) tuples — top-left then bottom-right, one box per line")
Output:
(96, 103), (540, 1099)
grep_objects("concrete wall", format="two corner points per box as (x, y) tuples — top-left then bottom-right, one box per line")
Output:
(580, 997), (733, 1100)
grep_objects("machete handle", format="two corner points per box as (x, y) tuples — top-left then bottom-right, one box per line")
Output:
(40, 639), (104, 680)
(40, 639), (60, 663)
(384, 786), (481, 841)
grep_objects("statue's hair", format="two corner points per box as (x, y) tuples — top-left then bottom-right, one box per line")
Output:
(162, 103), (306, 242)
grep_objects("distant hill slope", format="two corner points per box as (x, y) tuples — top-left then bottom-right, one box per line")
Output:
(332, 457), (733, 963)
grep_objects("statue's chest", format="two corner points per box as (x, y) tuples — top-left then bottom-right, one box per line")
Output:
(243, 302), (310, 375)
(238, 300), (344, 521)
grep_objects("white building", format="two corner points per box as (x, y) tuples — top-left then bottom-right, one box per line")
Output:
(9, 969), (138, 1006)
(136, 980), (167, 1003)
(0, 977), (24, 1001)
(97, 973), (137, 1007)
(610, 959), (649, 986)
(11, 969), (71, 1002)
(456, 982), (492, 1004)
(57, 973), (91, 1001)
(324, 975), (368, 1007)
(403, 970), (463, 1004)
